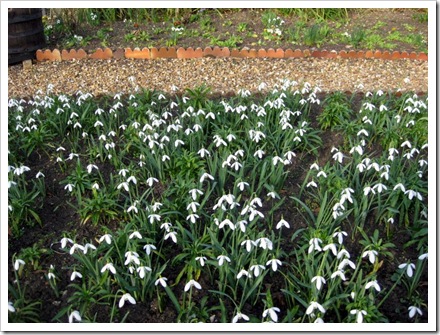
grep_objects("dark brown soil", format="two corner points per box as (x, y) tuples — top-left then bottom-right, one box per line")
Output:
(43, 8), (428, 54)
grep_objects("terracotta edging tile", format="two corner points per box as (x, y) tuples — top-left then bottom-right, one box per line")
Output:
(151, 47), (177, 59)
(177, 47), (203, 59)
(89, 48), (113, 60)
(284, 49), (303, 58)
(34, 47), (427, 63)
(125, 47), (150, 59)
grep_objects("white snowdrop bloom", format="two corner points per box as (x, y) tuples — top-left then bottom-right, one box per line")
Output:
(101, 263), (116, 274)
(349, 145), (363, 155)
(379, 104), (388, 112)
(237, 269), (252, 279)
(373, 183), (387, 193)
(186, 201), (200, 213)
(83, 243), (97, 254)
(60, 237), (74, 249)
(117, 182), (129, 192)
(137, 266), (152, 278)
(306, 301), (326, 315)
(200, 172), (214, 183)
(404, 189), (423, 201)
(219, 218), (235, 230)
(331, 270), (346, 281)
(250, 264), (266, 277)
(308, 238), (323, 254)
(232, 312), (250, 323)
(143, 244), (156, 255)
(236, 220), (248, 233)
(254, 149), (265, 159)
(333, 231), (348, 245)
(184, 279), (202, 291)
(198, 148), (211, 158)
(189, 188), (203, 200)
(129, 231), (142, 240)
(398, 262), (416, 277)
(307, 181), (318, 188)
(164, 231), (177, 243)
(155, 277), (168, 287)
(146, 177), (159, 187)
(338, 258), (356, 271)
(14, 259), (25, 271)
(362, 250), (378, 264)
(418, 253), (428, 260)
(237, 181), (249, 191)
(276, 218), (290, 230)
(401, 140), (412, 148)
(119, 293), (136, 308)
(68, 310), (82, 323)
(363, 186), (375, 196)
(332, 151), (344, 163)
(8, 301), (15, 313)
(357, 129), (369, 137)
(266, 258), (282, 272)
(408, 306), (423, 318)
(217, 255), (231, 266)
(393, 183), (406, 192)
(365, 280), (381, 292)
(310, 163), (320, 170)
(350, 309), (367, 323)
(256, 237), (273, 250)
(241, 239), (257, 253)
(124, 251), (140, 266)
(262, 307), (280, 322)
(311, 276), (326, 291)
(323, 243), (337, 256)
(69, 243), (85, 255)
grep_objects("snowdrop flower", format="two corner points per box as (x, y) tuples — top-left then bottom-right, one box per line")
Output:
(338, 258), (356, 271)
(137, 266), (152, 279)
(250, 264), (266, 277)
(263, 307), (280, 322)
(217, 255), (231, 266)
(48, 265), (56, 280)
(186, 201), (200, 213)
(64, 183), (75, 192)
(276, 218), (290, 230)
(307, 181), (318, 188)
(237, 181), (249, 191)
(119, 293), (136, 308)
(195, 256), (207, 267)
(333, 231), (347, 245)
(310, 163), (320, 170)
(70, 271), (82, 281)
(373, 183), (387, 193)
(254, 149), (265, 159)
(129, 231), (142, 240)
(155, 277), (168, 287)
(418, 253), (428, 260)
(127, 175), (137, 184)
(363, 186), (375, 196)
(8, 301), (15, 313)
(14, 259), (25, 271)
(68, 310), (82, 323)
(124, 251), (140, 266)
(362, 250), (378, 264)
(408, 306), (423, 318)
(332, 151), (344, 163)
(308, 238), (322, 254)
(266, 258), (282, 272)
(60, 237), (74, 248)
(148, 214), (161, 224)
(311, 276), (326, 290)
(83, 243), (96, 254)
(331, 270), (346, 281)
(404, 189), (423, 201)
(146, 177), (159, 187)
(256, 237), (273, 250)
(186, 213), (199, 224)
(36, 171), (45, 178)
(198, 148), (211, 158)
(317, 171), (327, 178)
(70, 243), (85, 255)
(237, 269), (251, 279)
(184, 279), (202, 291)
(117, 182), (129, 192)
(233, 312), (250, 323)
(350, 309), (367, 323)
(219, 218), (235, 230)
(98, 234), (112, 245)
(189, 188), (203, 200)
(143, 244), (156, 256)
(306, 301), (326, 315)
(398, 262), (416, 277)
(323, 243), (337, 256)
(241, 239), (257, 252)
(200, 172), (214, 183)
(164, 231), (177, 243)
(365, 279), (381, 292)
(393, 183), (406, 192)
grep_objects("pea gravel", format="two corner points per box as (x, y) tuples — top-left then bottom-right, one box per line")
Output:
(8, 57), (428, 98)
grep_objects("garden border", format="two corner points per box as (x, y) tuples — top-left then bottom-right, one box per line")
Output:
(35, 46), (428, 62)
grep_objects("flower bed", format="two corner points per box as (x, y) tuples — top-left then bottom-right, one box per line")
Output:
(8, 82), (428, 325)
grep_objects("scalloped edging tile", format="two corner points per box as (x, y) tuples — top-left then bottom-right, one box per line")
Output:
(125, 47), (150, 59)
(33, 47), (428, 62)
(177, 47), (203, 59)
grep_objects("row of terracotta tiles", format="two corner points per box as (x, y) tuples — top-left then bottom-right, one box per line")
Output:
(36, 46), (428, 62)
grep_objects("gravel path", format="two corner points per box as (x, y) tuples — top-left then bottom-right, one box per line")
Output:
(8, 57), (428, 98)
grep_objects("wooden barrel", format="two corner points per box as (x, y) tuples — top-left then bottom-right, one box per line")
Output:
(8, 8), (46, 65)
